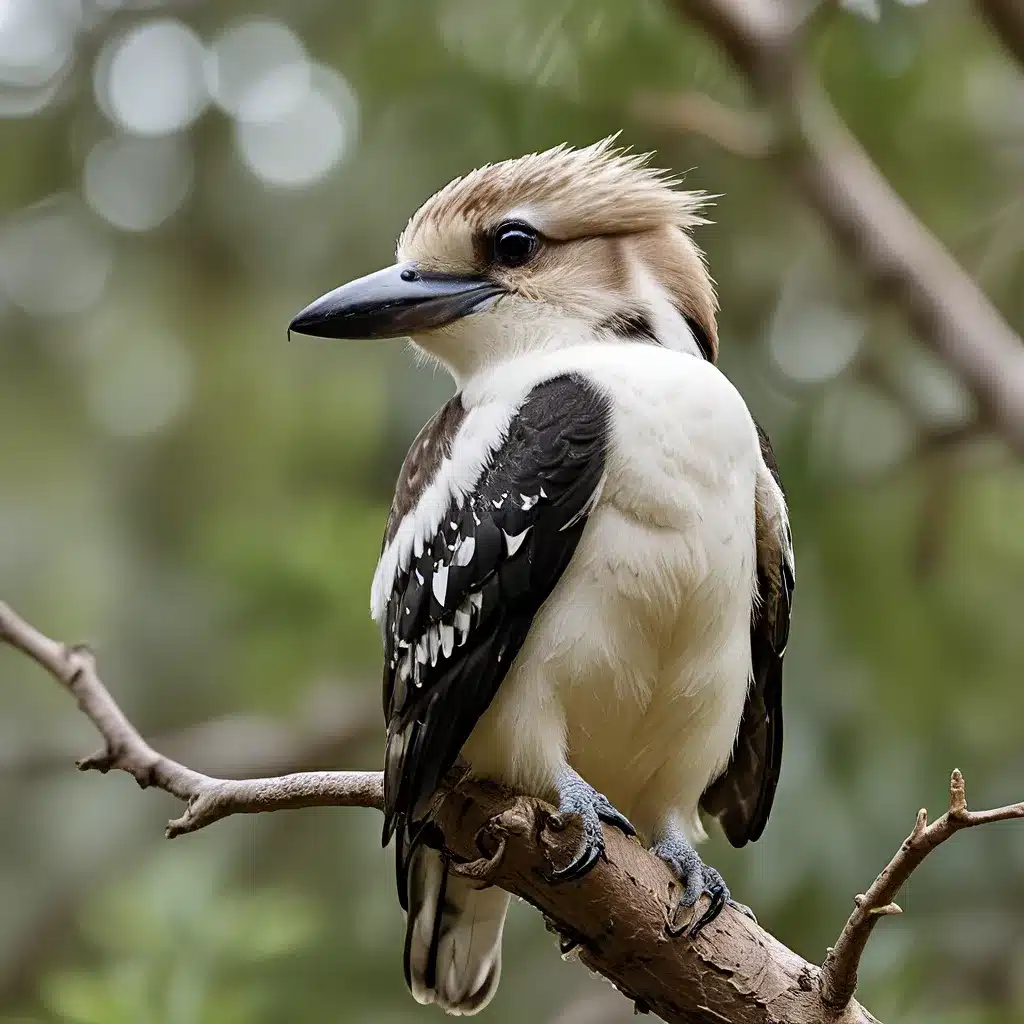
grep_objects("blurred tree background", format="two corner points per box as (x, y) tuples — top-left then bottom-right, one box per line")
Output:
(1, 0), (1022, 1022)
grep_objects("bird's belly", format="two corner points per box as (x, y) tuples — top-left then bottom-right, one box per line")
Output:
(459, 344), (760, 839)
(461, 504), (754, 841)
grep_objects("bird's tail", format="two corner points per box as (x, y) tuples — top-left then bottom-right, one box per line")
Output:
(404, 842), (509, 1016)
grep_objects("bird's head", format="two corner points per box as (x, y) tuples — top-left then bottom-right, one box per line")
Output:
(290, 137), (718, 384)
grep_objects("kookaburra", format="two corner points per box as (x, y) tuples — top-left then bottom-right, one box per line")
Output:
(289, 138), (795, 1016)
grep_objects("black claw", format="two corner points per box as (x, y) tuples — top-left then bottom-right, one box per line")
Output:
(666, 880), (730, 938)
(547, 833), (603, 883)
(653, 828), (739, 939)
(547, 770), (633, 883)
(688, 882), (727, 937)
(665, 910), (690, 939)
(590, 791), (637, 838)
(597, 804), (637, 838)
(729, 898), (757, 924)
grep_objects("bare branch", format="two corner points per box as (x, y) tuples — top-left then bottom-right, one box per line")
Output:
(667, 0), (1024, 457)
(4, 598), (1021, 1022)
(0, 601), (384, 838)
(0, 687), (379, 781)
(821, 770), (1024, 1009)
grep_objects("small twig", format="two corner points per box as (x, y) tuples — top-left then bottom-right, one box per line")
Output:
(5, 599), (1023, 1022)
(820, 769), (1024, 1009)
(0, 601), (384, 837)
(0, 689), (379, 780)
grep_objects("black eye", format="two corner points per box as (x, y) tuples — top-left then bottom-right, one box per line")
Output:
(491, 221), (539, 268)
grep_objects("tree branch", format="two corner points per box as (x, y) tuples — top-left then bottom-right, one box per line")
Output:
(0, 602), (384, 837)
(4, 598), (1022, 1023)
(664, 0), (1024, 457)
(0, 687), (379, 781)
(820, 770), (1024, 1009)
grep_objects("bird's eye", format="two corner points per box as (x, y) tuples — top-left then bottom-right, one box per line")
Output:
(491, 222), (539, 269)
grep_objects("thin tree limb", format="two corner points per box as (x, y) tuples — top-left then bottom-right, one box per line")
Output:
(820, 770), (1024, 1009)
(0, 601), (384, 837)
(4, 598), (1022, 1022)
(664, 0), (1024, 456)
(0, 687), (379, 780)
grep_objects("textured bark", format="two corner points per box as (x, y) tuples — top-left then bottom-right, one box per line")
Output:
(434, 781), (877, 1024)
(4, 590), (1023, 1023)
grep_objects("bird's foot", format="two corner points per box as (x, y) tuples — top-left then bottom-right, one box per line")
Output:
(652, 828), (754, 937)
(545, 767), (636, 883)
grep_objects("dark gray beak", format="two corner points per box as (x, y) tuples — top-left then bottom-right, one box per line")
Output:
(288, 262), (502, 340)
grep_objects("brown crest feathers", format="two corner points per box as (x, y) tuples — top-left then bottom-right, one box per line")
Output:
(398, 136), (714, 255)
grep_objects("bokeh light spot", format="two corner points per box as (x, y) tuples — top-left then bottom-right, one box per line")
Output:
(769, 304), (865, 385)
(83, 135), (194, 232)
(0, 0), (79, 89)
(205, 18), (308, 122)
(95, 19), (208, 136)
(816, 385), (916, 477)
(233, 64), (357, 188)
(85, 329), (193, 439)
(0, 195), (112, 315)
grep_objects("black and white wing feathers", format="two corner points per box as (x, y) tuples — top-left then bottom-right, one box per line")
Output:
(381, 375), (610, 867)
(700, 423), (795, 847)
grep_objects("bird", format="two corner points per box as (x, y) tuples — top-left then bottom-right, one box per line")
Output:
(289, 137), (794, 1016)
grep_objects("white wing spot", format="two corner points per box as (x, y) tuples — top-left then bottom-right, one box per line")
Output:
(370, 400), (518, 623)
(453, 535), (476, 567)
(503, 526), (531, 558)
(432, 564), (450, 607)
(440, 623), (455, 658)
(455, 603), (471, 644)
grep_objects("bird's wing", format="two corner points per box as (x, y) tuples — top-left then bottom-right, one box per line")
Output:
(380, 374), (610, 855)
(700, 422), (795, 847)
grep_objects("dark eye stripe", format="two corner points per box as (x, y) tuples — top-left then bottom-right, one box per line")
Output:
(682, 313), (715, 362)
(598, 311), (658, 343)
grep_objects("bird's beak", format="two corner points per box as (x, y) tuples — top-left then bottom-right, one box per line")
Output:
(288, 262), (503, 340)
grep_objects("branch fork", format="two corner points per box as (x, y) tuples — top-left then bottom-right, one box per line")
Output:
(5, 598), (1024, 1024)
(820, 769), (1024, 1009)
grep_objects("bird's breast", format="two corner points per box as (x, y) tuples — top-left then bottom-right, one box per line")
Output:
(457, 345), (762, 831)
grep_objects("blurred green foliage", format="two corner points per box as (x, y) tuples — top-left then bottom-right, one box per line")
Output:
(40, 846), (320, 1024)
(1, 1), (1022, 1022)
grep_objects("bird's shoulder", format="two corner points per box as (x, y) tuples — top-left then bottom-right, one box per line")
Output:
(382, 394), (467, 551)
